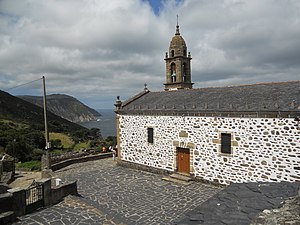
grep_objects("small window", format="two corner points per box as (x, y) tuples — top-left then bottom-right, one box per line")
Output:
(221, 133), (231, 154)
(147, 127), (154, 144)
(171, 50), (174, 57)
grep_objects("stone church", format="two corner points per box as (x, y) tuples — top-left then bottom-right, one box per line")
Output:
(115, 22), (300, 185)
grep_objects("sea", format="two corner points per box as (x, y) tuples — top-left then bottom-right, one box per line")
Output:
(79, 109), (116, 138)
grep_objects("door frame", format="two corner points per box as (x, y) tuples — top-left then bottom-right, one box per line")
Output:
(176, 147), (190, 174)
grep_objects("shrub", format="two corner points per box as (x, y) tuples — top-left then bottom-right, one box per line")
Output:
(31, 148), (44, 161)
(16, 160), (41, 171)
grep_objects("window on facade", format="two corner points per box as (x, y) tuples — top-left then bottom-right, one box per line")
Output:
(221, 133), (231, 154)
(171, 50), (174, 57)
(147, 127), (154, 144)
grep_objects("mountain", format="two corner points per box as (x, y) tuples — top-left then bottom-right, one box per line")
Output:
(0, 90), (86, 133)
(19, 94), (101, 123)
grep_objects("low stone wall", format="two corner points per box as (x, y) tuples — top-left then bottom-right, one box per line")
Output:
(51, 152), (112, 171)
(0, 159), (15, 183)
(50, 152), (89, 164)
(0, 182), (10, 194)
(51, 181), (78, 204)
(1, 159), (14, 172)
(7, 178), (79, 220)
(0, 162), (2, 182)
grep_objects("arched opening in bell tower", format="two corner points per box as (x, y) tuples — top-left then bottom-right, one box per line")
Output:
(182, 63), (187, 82)
(171, 63), (176, 83)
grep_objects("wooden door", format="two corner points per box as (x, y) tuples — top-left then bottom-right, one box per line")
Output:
(177, 148), (190, 174)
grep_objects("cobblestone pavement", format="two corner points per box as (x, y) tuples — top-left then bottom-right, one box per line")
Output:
(15, 159), (222, 225)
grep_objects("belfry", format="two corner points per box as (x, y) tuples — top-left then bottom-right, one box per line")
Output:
(164, 17), (193, 91)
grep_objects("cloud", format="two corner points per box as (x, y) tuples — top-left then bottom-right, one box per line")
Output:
(0, 0), (299, 108)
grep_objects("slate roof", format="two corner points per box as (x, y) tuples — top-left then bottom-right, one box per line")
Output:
(120, 81), (300, 116)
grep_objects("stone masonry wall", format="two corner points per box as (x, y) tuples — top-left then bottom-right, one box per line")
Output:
(119, 115), (300, 185)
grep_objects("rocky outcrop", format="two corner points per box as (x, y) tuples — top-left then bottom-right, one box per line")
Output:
(251, 193), (300, 225)
(177, 182), (300, 225)
(19, 94), (101, 123)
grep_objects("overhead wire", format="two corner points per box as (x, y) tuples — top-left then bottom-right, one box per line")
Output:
(5, 77), (42, 91)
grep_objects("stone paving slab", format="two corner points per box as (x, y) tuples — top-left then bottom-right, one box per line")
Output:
(15, 195), (118, 225)
(14, 159), (221, 224)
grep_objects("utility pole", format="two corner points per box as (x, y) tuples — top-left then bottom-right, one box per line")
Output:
(43, 76), (50, 148)
(42, 76), (51, 171)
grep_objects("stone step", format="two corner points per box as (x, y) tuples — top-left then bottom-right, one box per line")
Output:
(0, 211), (16, 224)
(170, 173), (193, 182)
(162, 177), (191, 185)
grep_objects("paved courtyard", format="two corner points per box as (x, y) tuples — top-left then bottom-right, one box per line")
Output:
(14, 158), (222, 225)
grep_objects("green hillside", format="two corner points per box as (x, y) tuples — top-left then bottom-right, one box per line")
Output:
(0, 90), (86, 133)
(0, 90), (89, 162)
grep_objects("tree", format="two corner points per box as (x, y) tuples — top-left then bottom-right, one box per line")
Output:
(5, 139), (33, 162)
(89, 128), (103, 141)
(51, 139), (62, 149)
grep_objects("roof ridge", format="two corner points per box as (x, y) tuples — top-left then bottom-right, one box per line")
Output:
(196, 80), (300, 90)
(122, 90), (150, 107)
(147, 80), (300, 93)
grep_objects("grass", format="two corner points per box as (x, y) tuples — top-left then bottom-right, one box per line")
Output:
(16, 160), (41, 171)
(49, 132), (75, 149)
(49, 132), (90, 152)
(73, 141), (90, 151)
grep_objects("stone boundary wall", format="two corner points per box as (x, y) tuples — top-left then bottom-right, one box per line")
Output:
(1, 159), (14, 172)
(0, 159), (15, 183)
(0, 161), (2, 181)
(119, 115), (300, 185)
(51, 181), (78, 204)
(51, 152), (112, 171)
(50, 151), (89, 164)
(7, 178), (78, 221)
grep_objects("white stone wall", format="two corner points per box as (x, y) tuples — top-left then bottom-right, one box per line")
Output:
(119, 114), (300, 185)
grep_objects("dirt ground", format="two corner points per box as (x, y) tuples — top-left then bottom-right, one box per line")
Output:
(9, 171), (42, 189)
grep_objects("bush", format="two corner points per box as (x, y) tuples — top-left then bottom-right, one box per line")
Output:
(16, 160), (41, 171)
(73, 141), (89, 151)
(51, 139), (62, 149)
(31, 148), (44, 161)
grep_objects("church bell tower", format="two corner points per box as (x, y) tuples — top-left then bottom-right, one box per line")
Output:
(164, 17), (193, 91)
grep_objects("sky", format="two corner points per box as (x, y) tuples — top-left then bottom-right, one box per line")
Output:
(0, 0), (300, 109)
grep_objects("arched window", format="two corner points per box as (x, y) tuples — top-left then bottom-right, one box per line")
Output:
(171, 63), (176, 83)
(184, 49), (187, 56)
(182, 63), (187, 82)
(171, 50), (174, 57)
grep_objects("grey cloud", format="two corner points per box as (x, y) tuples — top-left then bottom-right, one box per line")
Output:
(0, 0), (299, 108)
